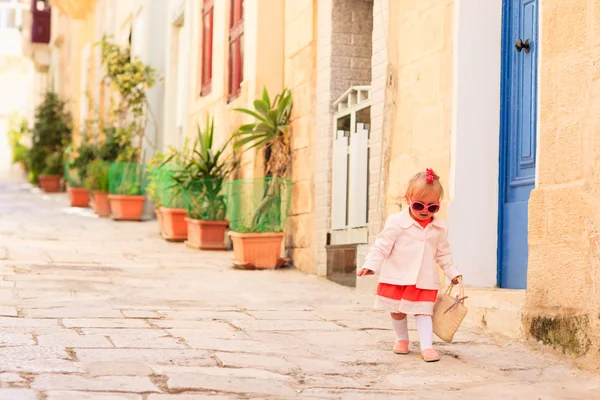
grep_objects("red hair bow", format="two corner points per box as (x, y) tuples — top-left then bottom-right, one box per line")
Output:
(426, 168), (435, 184)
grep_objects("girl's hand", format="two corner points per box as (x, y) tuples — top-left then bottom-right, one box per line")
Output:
(357, 268), (375, 277)
(452, 275), (463, 285)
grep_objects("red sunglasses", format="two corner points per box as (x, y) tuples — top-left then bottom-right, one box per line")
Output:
(409, 199), (440, 214)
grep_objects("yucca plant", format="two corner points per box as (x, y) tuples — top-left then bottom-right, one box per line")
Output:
(231, 88), (293, 232)
(233, 87), (292, 178)
(168, 117), (237, 221)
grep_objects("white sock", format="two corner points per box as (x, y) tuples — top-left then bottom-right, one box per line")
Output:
(415, 315), (433, 350)
(391, 316), (409, 341)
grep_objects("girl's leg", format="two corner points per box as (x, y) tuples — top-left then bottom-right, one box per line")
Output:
(414, 314), (433, 349)
(390, 312), (408, 341)
(390, 312), (409, 354)
(415, 314), (439, 362)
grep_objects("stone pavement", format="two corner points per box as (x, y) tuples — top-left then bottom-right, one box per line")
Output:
(0, 177), (598, 400)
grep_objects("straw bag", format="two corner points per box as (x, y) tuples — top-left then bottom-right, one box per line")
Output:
(432, 278), (468, 342)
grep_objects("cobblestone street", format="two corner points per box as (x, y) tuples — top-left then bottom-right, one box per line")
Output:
(0, 177), (597, 399)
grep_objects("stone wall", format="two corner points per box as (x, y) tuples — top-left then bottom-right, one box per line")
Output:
(284, 0), (317, 274)
(524, 0), (600, 368)
(366, 0), (388, 248)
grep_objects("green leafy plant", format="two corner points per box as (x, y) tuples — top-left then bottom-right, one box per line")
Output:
(171, 117), (237, 221)
(98, 36), (158, 164)
(231, 88), (293, 232)
(44, 151), (64, 175)
(84, 159), (110, 193)
(146, 151), (168, 209)
(97, 36), (159, 195)
(233, 87), (292, 178)
(108, 162), (146, 196)
(65, 142), (98, 188)
(29, 92), (72, 183)
(7, 114), (30, 168)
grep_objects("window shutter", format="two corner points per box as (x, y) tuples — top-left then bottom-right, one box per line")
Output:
(348, 123), (369, 228)
(332, 130), (349, 230)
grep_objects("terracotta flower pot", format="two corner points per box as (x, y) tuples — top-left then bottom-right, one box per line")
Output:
(160, 207), (187, 241)
(185, 218), (228, 250)
(228, 231), (286, 269)
(108, 195), (145, 221)
(155, 208), (165, 236)
(92, 191), (111, 218)
(68, 187), (90, 208)
(38, 175), (61, 193)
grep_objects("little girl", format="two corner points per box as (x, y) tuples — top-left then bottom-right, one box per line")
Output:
(357, 168), (462, 363)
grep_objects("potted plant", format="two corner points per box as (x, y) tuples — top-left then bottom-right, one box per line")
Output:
(85, 159), (111, 217)
(157, 165), (187, 241)
(225, 88), (294, 269)
(177, 117), (237, 250)
(83, 126), (121, 217)
(64, 143), (96, 207)
(29, 91), (72, 192)
(38, 152), (64, 193)
(98, 36), (157, 221)
(108, 157), (147, 221)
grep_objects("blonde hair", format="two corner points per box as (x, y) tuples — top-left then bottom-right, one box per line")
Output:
(405, 169), (444, 200)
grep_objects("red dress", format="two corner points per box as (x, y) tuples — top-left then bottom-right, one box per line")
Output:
(374, 217), (439, 315)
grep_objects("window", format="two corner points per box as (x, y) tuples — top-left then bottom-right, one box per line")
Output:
(228, 0), (244, 100)
(200, 0), (214, 96)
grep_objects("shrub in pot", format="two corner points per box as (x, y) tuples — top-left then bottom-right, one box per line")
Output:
(64, 143), (96, 207)
(85, 159), (111, 217)
(177, 118), (237, 250)
(29, 91), (72, 190)
(226, 88), (294, 269)
(98, 37), (158, 221)
(148, 145), (189, 240)
(38, 152), (66, 193)
(155, 165), (187, 241)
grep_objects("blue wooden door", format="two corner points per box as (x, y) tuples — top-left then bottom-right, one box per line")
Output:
(498, 0), (538, 289)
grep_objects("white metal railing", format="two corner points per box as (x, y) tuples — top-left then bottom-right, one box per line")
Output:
(0, 1), (30, 31)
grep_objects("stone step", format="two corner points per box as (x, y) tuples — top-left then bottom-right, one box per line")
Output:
(461, 287), (526, 340)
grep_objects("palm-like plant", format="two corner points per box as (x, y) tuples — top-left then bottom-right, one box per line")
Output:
(231, 88), (293, 232)
(170, 117), (238, 221)
(233, 87), (293, 178)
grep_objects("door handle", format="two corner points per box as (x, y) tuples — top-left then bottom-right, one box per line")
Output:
(515, 39), (531, 54)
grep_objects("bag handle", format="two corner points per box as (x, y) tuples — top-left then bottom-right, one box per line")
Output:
(443, 277), (467, 314)
(444, 276), (465, 296)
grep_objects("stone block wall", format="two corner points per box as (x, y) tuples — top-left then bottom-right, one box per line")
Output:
(284, 0), (317, 274)
(524, 0), (600, 368)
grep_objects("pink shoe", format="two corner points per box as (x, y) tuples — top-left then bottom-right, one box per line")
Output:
(421, 348), (440, 362)
(393, 340), (409, 354)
